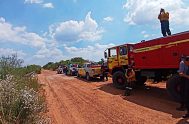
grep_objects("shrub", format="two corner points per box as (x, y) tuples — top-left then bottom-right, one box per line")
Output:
(0, 77), (49, 124)
(26, 65), (42, 74)
(0, 55), (49, 124)
(0, 54), (23, 80)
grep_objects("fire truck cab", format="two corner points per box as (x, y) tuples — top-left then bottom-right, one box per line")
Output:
(104, 44), (136, 89)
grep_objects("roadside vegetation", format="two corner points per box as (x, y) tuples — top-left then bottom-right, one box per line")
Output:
(0, 55), (49, 124)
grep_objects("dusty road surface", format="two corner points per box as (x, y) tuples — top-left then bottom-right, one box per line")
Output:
(39, 70), (189, 124)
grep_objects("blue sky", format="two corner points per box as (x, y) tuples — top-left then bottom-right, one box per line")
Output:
(0, 0), (189, 65)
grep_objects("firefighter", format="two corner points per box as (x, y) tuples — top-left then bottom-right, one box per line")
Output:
(125, 68), (136, 96)
(176, 56), (187, 111)
(158, 8), (171, 37)
(64, 66), (68, 75)
(179, 56), (189, 118)
(101, 60), (108, 81)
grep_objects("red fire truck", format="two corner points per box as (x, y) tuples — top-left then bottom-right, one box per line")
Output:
(104, 31), (189, 101)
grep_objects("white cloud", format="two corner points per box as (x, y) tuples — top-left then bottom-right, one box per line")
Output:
(42, 3), (54, 8)
(103, 17), (114, 22)
(0, 11), (108, 65)
(144, 34), (149, 38)
(0, 17), (46, 48)
(24, 0), (54, 9)
(104, 16), (114, 22)
(140, 30), (158, 39)
(1, 15), (109, 65)
(141, 31), (146, 34)
(123, 0), (189, 26)
(0, 17), (65, 65)
(34, 42), (63, 59)
(24, 0), (43, 4)
(0, 17), (5, 23)
(32, 48), (65, 65)
(64, 43), (114, 61)
(0, 48), (26, 58)
(49, 12), (104, 42)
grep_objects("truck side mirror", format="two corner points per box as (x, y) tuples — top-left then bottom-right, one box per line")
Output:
(104, 52), (107, 59)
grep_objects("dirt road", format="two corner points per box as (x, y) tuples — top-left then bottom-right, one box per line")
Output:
(39, 70), (189, 124)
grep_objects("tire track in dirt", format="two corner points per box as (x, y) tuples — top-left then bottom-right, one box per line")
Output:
(49, 77), (124, 124)
(53, 77), (138, 123)
(48, 75), (167, 124)
(39, 74), (65, 124)
(46, 76), (87, 124)
(56, 76), (169, 123)
(39, 70), (189, 124)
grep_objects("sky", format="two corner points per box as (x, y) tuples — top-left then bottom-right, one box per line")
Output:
(0, 0), (189, 65)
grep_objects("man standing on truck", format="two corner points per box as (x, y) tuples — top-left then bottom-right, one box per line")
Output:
(158, 8), (171, 37)
(179, 56), (189, 118)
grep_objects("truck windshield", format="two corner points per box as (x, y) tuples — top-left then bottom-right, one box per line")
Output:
(109, 48), (117, 57)
(120, 46), (127, 55)
(87, 64), (91, 67)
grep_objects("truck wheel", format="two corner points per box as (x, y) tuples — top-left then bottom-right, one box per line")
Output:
(86, 73), (91, 81)
(166, 74), (183, 102)
(112, 71), (127, 89)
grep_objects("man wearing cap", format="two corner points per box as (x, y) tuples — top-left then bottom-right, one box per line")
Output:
(177, 56), (188, 111)
(158, 8), (171, 37)
(179, 56), (189, 118)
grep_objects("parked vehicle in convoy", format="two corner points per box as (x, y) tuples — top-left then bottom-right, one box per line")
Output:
(63, 66), (68, 74)
(77, 63), (102, 81)
(104, 31), (189, 101)
(66, 64), (78, 76)
(57, 65), (63, 74)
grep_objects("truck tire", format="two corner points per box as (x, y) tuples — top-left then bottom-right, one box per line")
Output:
(112, 71), (127, 89)
(166, 74), (183, 102)
(86, 73), (91, 81)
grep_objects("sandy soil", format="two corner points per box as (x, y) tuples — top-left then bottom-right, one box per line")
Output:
(38, 70), (189, 124)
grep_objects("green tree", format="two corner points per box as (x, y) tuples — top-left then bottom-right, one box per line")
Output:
(0, 54), (23, 79)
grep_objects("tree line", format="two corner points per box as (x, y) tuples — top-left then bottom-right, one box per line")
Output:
(43, 57), (104, 70)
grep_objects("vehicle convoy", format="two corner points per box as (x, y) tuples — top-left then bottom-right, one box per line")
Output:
(66, 64), (78, 76)
(104, 31), (189, 101)
(77, 63), (102, 81)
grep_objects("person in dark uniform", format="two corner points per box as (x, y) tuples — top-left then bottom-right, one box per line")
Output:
(179, 56), (189, 118)
(101, 61), (108, 81)
(64, 66), (68, 75)
(177, 56), (188, 111)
